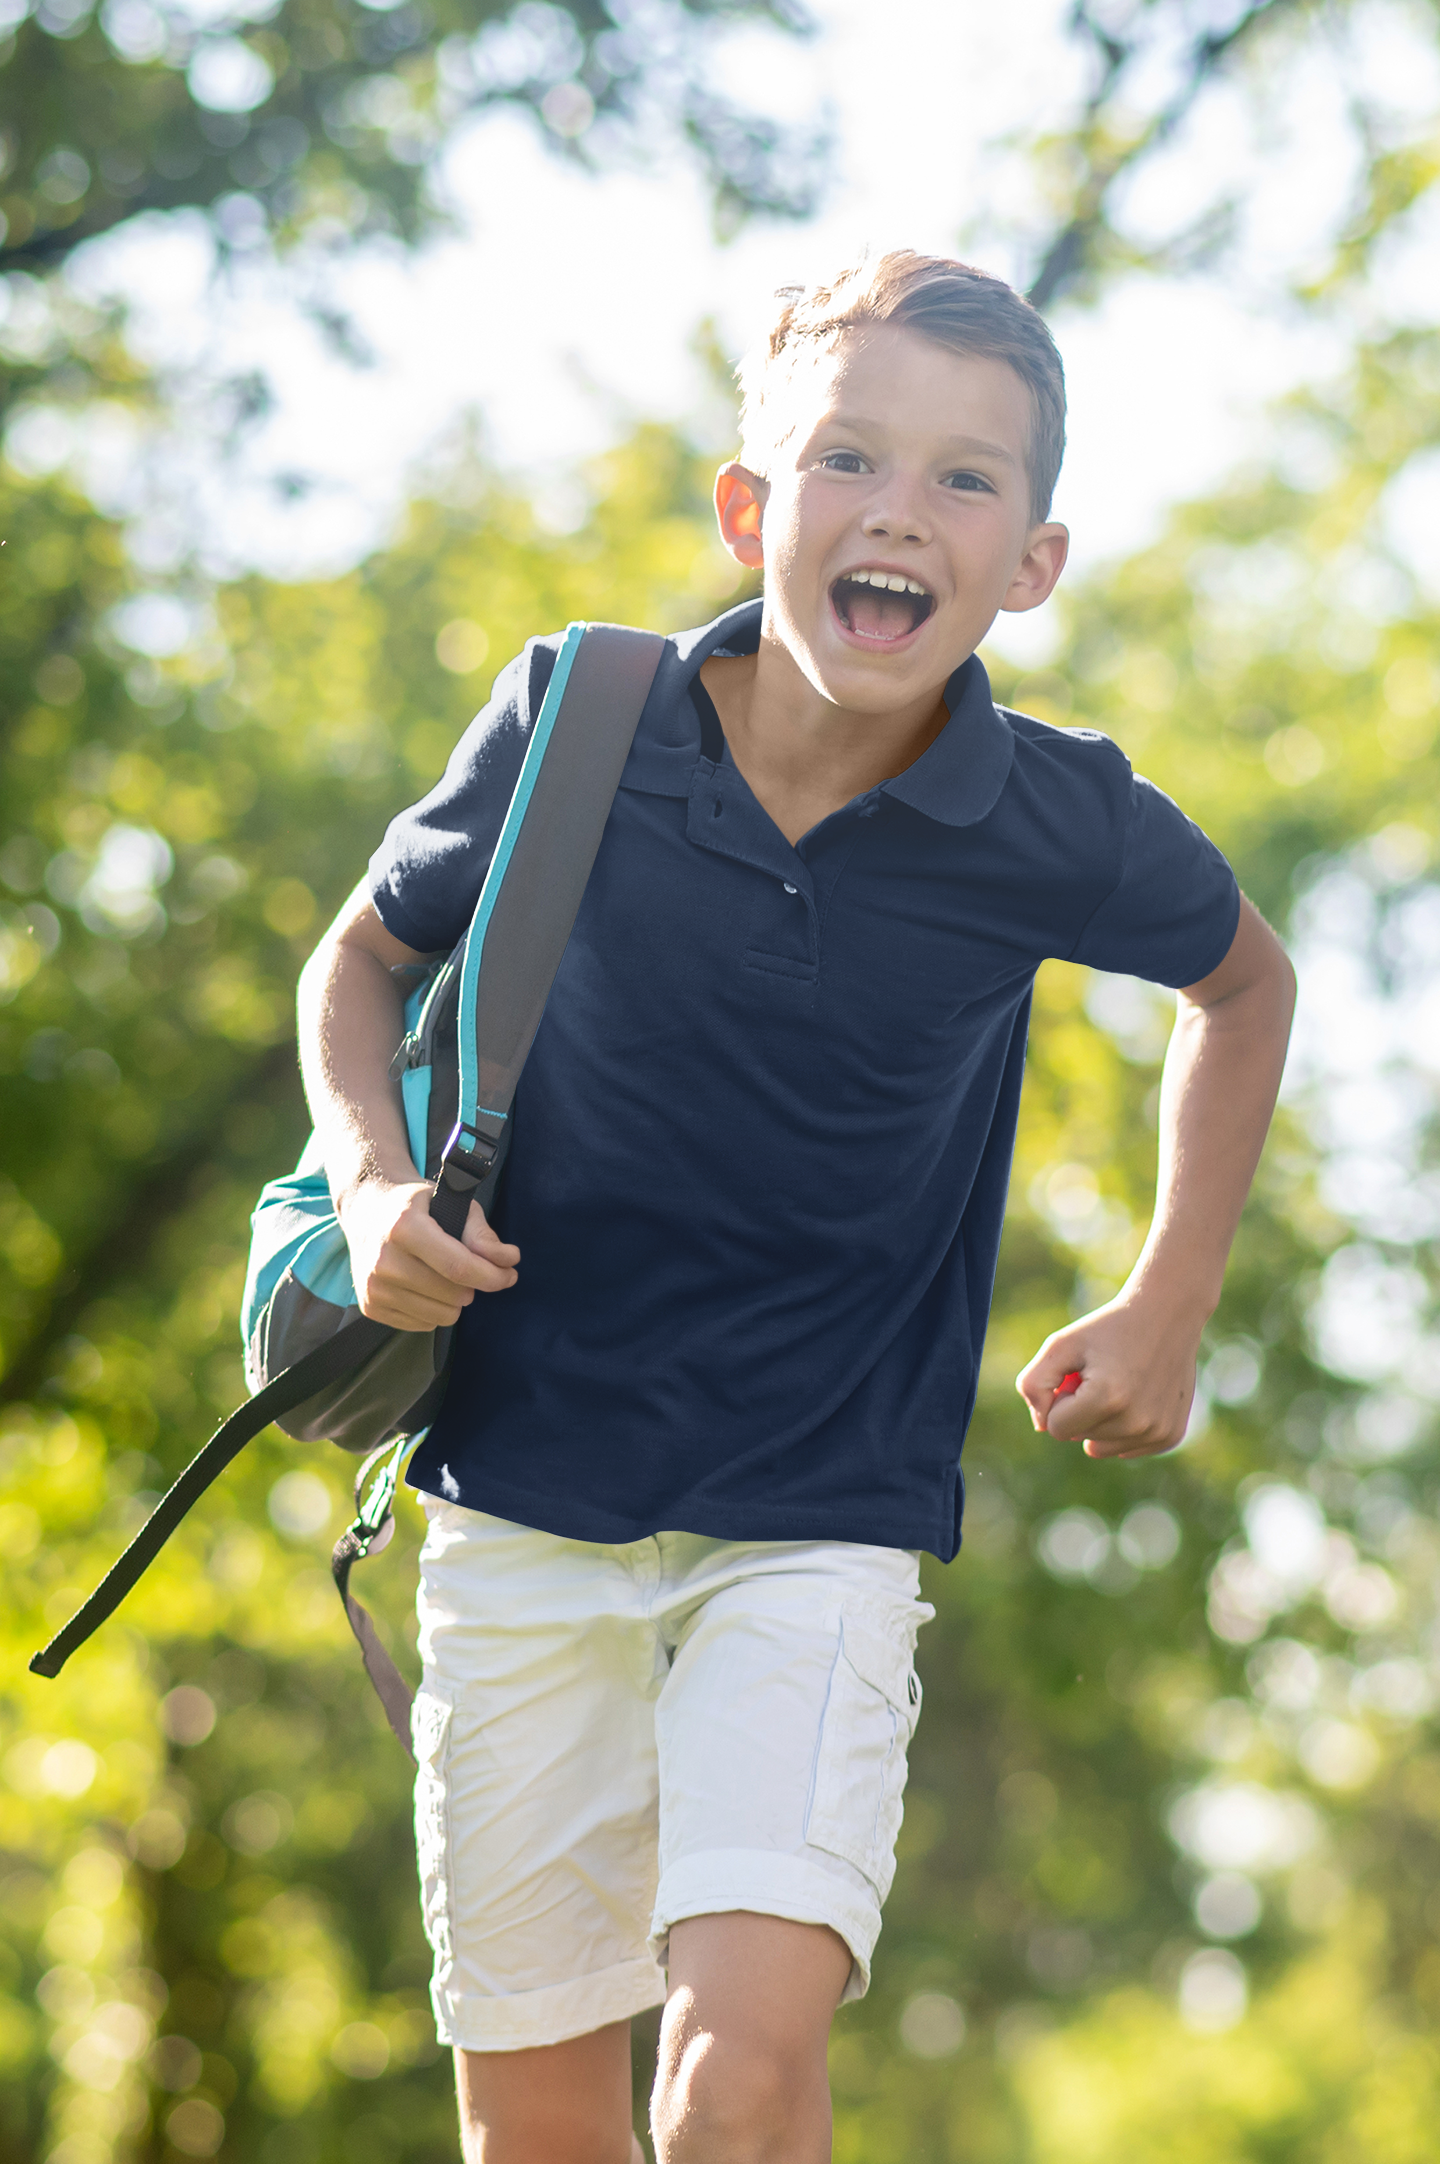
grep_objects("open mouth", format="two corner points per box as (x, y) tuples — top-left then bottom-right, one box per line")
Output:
(831, 568), (935, 644)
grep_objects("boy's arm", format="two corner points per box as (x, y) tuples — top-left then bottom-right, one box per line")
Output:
(1016, 895), (1296, 1458)
(297, 882), (520, 1331)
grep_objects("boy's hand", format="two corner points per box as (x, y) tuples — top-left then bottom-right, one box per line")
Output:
(338, 1176), (520, 1331)
(1016, 1295), (1198, 1460)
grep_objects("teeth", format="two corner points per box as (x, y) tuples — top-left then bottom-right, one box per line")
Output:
(842, 569), (929, 597)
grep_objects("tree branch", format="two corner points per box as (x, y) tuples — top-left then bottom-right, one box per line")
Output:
(1027, 0), (1303, 310)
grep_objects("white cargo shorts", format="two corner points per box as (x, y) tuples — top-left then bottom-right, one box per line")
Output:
(411, 1500), (934, 2052)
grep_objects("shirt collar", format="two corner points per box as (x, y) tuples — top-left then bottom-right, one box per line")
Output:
(622, 597), (1015, 828)
(882, 649), (1016, 828)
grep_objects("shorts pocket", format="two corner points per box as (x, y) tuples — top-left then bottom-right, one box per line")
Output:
(804, 1601), (923, 1901)
(412, 1687), (455, 1970)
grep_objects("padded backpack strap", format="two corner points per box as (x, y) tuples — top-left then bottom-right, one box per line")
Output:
(438, 623), (666, 1201)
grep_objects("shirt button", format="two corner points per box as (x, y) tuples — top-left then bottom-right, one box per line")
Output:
(783, 882), (797, 894)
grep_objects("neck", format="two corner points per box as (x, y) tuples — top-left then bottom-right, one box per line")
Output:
(700, 620), (956, 846)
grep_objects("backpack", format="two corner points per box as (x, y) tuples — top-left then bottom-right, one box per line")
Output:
(30, 623), (666, 1752)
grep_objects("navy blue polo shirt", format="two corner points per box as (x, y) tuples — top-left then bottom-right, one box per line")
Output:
(369, 599), (1239, 1559)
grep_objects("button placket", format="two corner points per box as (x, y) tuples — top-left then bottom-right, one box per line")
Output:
(688, 765), (813, 941)
(747, 869), (819, 976)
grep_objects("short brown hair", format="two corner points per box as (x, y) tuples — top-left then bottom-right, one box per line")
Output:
(737, 251), (1067, 523)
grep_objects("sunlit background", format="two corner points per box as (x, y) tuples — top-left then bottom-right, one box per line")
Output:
(4, 0), (1440, 2158)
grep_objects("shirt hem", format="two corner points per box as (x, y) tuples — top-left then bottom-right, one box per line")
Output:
(369, 879), (444, 957)
(1172, 879), (1242, 989)
(404, 1462), (960, 1564)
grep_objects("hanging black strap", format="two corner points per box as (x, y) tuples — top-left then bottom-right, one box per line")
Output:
(330, 1436), (416, 1755)
(30, 1175), (481, 1684)
(29, 1315), (391, 1679)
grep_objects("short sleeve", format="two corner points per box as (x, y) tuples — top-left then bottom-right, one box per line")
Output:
(367, 638), (559, 953)
(1068, 772), (1240, 987)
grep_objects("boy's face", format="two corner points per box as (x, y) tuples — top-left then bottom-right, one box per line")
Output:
(716, 325), (1068, 715)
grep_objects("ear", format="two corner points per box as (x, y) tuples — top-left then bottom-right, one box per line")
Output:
(714, 462), (768, 569)
(999, 523), (1069, 614)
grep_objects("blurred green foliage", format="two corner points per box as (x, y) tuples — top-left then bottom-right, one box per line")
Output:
(0, 0), (822, 290)
(4, 211), (1440, 2164)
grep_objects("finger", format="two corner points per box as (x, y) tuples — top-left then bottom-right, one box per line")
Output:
(373, 1240), (476, 1301)
(399, 1209), (518, 1289)
(1017, 1350), (1085, 1427)
(380, 1242), (518, 1302)
(1078, 1376), (1194, 1456)
(1046, 1397), (1178, 1451)
(357, 1279), (468, 1329)
(1038, 1369), (1086, 1429)
(362, 1239), (519, 1322)
(1082, 1431), (1184, 1461)
(463, 1199), (521, 1266)
(1016, 1365), (1057, 1428)
(364, 1295), (464, 1330)
(1043, 1377), (1123, 1441)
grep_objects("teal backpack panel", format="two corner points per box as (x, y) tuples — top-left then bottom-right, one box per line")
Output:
(240, 945), (478, 1452)
(240, 975), (434, 1359)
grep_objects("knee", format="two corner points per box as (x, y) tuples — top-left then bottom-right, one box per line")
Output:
(652, 2025), (818, 2164)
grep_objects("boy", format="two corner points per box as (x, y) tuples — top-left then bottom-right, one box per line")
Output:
(298, 253), (1295, 2162)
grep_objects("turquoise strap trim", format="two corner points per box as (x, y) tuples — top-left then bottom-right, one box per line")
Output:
(456, 621), (586, 1134)
(400, 1063), (432, 1175)
(358, 1432), (417, 1543)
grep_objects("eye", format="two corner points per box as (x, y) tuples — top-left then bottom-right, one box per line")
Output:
(818, 450), (868, 474)
(942, 469), (996, 494)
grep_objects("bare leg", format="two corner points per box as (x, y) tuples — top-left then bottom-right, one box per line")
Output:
(651, 1913), (852, 2164)
(455, 2020), (645, 2164)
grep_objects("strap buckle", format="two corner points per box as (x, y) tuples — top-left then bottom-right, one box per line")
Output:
(438, 1110), (507, 1192)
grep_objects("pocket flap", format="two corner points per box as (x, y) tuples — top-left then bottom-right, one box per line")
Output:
(840, 1614), (913, 1712)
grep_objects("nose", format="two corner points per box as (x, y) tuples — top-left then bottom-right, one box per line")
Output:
(860, 476), (930, 547)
